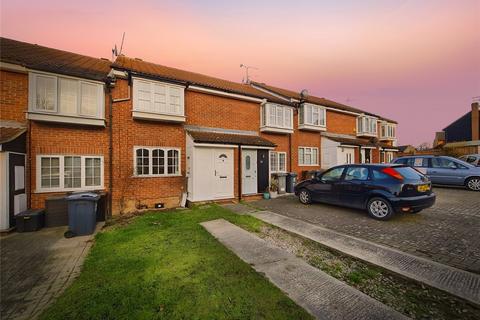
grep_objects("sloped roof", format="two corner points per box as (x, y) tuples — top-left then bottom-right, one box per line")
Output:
(0, 37), (111, 81)
(113, 56), (287, 104)
(188, 130), (276, 147)
(251, 81), (397, 124)
(0, 121), (26, 144)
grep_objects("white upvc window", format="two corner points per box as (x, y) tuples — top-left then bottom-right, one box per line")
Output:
(356, 115), (378, 136)
(132, 78), (185, 122)
(36, 155), (104, 192)
(380, 122), (396, 139)
(260, 103), (293, 133)
(298, 147), (319, 166)
(29, 72), (104, 122)
(270, 151), (287, 173)
(133, 147), (181, 177)
(299, 104), (326, 130)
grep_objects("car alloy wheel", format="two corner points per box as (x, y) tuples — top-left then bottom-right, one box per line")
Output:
(466, 177), (480, 191)
(299, 189), (311, 204)
(367, 197), (394, 220)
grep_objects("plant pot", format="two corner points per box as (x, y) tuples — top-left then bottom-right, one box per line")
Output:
(263, 192), (270, 200)
(269, 191), (278, 199)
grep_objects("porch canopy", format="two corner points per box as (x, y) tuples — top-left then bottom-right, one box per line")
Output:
(0, 120), (26, 152)
(326, 136), (377, 148)
(188, 130), (276, 147)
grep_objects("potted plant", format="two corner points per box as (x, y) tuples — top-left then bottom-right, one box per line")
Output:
(263, 187), (270, 200)
(269, 180), (279, 199)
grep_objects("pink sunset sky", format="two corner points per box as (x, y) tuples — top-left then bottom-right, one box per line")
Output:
(1, 0), (479, 146)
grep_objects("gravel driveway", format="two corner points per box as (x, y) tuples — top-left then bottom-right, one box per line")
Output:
(253, 187), (480, 273)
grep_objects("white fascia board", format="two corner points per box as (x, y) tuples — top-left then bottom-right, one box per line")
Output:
(193, 143), (239, 149)
(27, 113), (105, 127)
(0, 62), (28, 73)
(250, 84), (291, 102)
(240, 145), (275, 150)
(188, 85), (264, 103)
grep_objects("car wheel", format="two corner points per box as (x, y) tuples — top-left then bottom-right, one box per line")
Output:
(298, 189), (312, 204)
(466, 177), (480, 191)
(367, 197), (394, 220)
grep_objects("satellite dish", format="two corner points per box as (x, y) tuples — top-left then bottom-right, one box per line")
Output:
(300, 89), (309, 99)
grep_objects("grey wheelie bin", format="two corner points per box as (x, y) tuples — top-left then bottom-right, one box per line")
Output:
(66, 192), (100, 236)
(286, 172), (298, 193)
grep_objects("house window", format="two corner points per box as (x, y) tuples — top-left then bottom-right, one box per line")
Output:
(134, 147), (181, 177)
(260, 103), (293, 131)
(380, 122), (396, 139)
(132, 78), (185, 116)
(357, 115), (378, 136)
(29, 72), (104, 119)
(298, 147), (319, 166)
(299, 104), (326, 128)
(270, 151), (287, 173)
(37, 155), (103, 192)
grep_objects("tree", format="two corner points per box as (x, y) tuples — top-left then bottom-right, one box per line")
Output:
(417, 142), (431, 150)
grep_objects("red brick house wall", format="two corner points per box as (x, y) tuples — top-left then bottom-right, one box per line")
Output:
(0, 70), (28, 123)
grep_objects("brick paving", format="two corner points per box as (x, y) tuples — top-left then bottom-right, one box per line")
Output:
(0, 225), (100, 320)
(253, 187), (480, 274)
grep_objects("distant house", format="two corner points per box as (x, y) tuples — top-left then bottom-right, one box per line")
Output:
(397, 145), (416, 154)
(433, 100), (480, 154)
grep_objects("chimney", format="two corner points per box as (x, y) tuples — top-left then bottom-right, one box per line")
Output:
(472, 101), (479, 141)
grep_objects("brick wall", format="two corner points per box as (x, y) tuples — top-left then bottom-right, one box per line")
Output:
(0, 70), (28, 123)
(327, 110), (356, 135)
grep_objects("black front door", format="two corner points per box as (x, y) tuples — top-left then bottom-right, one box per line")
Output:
(257, 150), (269, 193)
(9, 153), (26, 228)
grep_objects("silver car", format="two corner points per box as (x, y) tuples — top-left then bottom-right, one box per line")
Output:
(392, 155), (480, 191)
(459, 154), (480, 167)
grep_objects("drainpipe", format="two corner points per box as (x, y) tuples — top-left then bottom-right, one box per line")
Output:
(107, 89), (113, 218)
(238, 144), (242, 202)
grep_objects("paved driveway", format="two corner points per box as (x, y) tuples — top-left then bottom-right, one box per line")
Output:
(253, 187), (480, 273)
(0, 226), (98, 320)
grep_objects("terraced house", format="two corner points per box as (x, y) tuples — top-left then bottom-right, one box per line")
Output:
(0, 37), (398, 229)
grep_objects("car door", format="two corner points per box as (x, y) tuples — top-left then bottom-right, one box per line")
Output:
(309, 166), (345, 204)
(337, 166), (371, 209)
(429, 157), (463, 185)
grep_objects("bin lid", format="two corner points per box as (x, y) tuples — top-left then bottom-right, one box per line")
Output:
(288, 172), (298, 177)
(17, 209), (45, 217)
(66, 192), (100, 201)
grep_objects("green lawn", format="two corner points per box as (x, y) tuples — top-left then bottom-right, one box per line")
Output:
(40, 205), (312, 320)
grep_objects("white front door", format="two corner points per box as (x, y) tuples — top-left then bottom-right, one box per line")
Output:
(213, 149), (234, 199)
(337, 147), (355, 165)
(242, 150), (257, 194)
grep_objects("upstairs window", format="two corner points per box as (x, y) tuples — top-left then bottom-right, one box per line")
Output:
(261, 103), (293, 131)
(357, 115), (378, 136)
(132, 78), (185, 116)
(380, 122), (396, 139)
(134, 147), (180, 177)
(29, 72), (104, 119)
(299, 104), (326, 128)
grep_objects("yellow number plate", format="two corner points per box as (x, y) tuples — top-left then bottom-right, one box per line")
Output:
(417, 184), (430, 192)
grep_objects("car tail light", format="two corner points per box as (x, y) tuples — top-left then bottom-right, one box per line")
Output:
(381, 167), (404, 180)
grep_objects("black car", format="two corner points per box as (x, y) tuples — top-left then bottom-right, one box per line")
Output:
(294, 164), (436, 220)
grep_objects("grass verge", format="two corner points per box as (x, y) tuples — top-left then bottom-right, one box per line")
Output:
(40, 204), (312, 320)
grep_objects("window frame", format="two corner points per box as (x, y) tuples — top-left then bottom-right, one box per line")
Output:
(260, 103), (294, 131)
(132, 77), (185, 116)
(356, 115), (378, 136)
(133, 146), (181, 177)
(380, 122), (396, 139)
(299, 103), (326, 129)
(269, 151), (287, 173)
(298, 147), (319, 166)
(28, 71), (105, 119)
(35, 155), (104, 193)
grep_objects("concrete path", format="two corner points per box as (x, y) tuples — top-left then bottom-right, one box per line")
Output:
(201, 219), (408, 320)
(252, 211), (480, 306)
(1, 224), (102, 320)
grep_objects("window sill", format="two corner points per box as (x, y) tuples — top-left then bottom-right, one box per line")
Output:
(379, 136), (396, 141)
(34, 186), (105, 194)
(27, 112), (105, 127)
(132, 174), (182, 178)
(260, 126), (294, 134)
(356, 132), (377, 138)
(298, 124), (326, 132)
(298, 164), (320, 167)
(132, 110), (186, 123)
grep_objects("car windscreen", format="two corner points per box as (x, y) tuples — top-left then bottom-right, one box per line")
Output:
(395, 166), (425, 180)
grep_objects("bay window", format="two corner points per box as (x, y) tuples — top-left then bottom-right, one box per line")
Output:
(270, 151), (287, 173)
(28, 72), (104, 126)
(36, 155), (103, 192)
(261, 103), (293, 134)
(298, 147), (319, 166)
(134, 147), (180, 177)
(356, 115), (378, 137)
(132, 78), (185, 122)
(299, 104), (326, 131)
(380, 122), (396, 140)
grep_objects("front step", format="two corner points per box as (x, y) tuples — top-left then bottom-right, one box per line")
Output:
(251, 210), (480, 306)
(201, 219), (408, 320)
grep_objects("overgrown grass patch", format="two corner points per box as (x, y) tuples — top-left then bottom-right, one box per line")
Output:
(40, 205), (312, 320)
